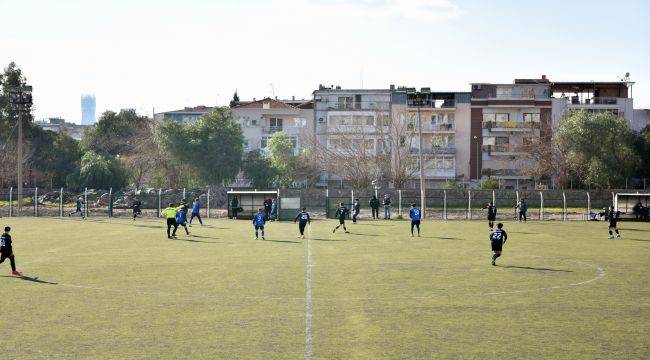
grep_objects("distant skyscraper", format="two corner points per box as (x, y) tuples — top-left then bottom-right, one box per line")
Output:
(81, 94), (96, 125)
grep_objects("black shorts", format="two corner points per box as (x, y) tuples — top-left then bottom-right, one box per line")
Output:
(133, 208), (141, 214)
(491, 241), (502, 252)
(166, 218), (177, 226)
(411, 220), (421, 226)
(0, 247), (13, 257)
(338, 219), (345, 225)
(609, 221), (617, 228)
(487, 215), (496, 221)
(255, 225), (264, 230)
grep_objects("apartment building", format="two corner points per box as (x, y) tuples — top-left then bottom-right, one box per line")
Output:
(153, 105), (213, 124)
(550, 80), (635, 129)
(231, 97), (313, 155)
(404, 89), (472, 186)
(470, 77), (552, 188)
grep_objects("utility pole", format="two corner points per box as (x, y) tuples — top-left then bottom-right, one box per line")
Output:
(8, 85), (32, 215)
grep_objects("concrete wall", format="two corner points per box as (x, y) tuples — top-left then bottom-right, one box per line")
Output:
(454, 102), (471, 180)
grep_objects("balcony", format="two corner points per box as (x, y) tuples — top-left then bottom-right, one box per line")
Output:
(482, 168), (530, 179)
(407, 99), (456, 108)
(262, 125), (283, 133)
(325, 101), (389, 111)
(562, 96), (620, 106)
(483, 121), (539, 131)
(423, 123), (455, 132)
(482, 144), (522, 155)
(410, 147), (456, 155)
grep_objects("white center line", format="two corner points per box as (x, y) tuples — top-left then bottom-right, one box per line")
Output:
(305, 224), (313, 360)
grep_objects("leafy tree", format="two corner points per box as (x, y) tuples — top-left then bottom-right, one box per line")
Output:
(67, 150), (128, 189)
(158, 107), (244, 185)
(476, 176), (500, 190)
(241, 149), (277, 188)
(268, 131), (297, 186)
(30, 128), (81, 187)
(556, 110), (639, 188)
(634, 126), (650, 179)
(229, 90), (240, 107)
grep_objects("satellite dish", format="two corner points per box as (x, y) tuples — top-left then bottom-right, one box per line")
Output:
(625, 72), (630, 78)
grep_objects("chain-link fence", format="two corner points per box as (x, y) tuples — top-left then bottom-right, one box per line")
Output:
(0, 187), (642, 221)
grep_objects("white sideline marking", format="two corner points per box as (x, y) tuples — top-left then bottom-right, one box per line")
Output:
(304, 225), (314, 360)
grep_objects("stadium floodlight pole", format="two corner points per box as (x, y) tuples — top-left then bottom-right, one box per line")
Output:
(473, 135), (479, 180)
(8, 85), (32, 215)
(415, 93), (425, 216)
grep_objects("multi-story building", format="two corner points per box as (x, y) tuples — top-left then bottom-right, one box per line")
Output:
(33, 117), (90, 141)
(470, 77), (553, 188)
(231, 97), (313, 155)
(550, 80), (635, 129)
(153, 105), (213, 124)
(81, 94), (96, 125)
(405, 89), (472, 186)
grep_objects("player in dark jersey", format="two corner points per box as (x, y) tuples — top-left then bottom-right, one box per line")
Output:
(607, 205), (621, 239)
(409, 203), (421, 237)
(294, 208), (311, 239)
(132, 198), (142, 221)
(253, 208), (266, 240)
(485, 202), (497, 231)
(68, 196), (85, 218)
(332, 203), (350, 234)
(490, 223), (508, 266)
(0, 226), (21, 276)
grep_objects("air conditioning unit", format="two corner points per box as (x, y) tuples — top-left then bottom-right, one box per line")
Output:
(318, 118), (325, 123)
(473, 84), (482, 90)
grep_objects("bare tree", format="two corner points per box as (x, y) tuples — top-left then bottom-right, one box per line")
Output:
(514, 133), (572, 188)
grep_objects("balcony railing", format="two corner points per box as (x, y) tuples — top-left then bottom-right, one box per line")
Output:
(325, 101), (389, 111)
(410, 147), (456, 154)
(265, 125), (283, 133)
(482, 144), (513, 153)
(483, 121), (540, 130)
(563, 96), (619, 105)
(424, 123), (455, 131)
(407, 99), (456, 108)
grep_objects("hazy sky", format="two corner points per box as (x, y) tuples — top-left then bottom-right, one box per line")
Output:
(1, 0), (648, 123)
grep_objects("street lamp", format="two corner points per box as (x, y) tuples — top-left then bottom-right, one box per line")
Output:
(8, 85), (32, 214)
(473, 135), (480, 180)
(413, 93), (425, 216)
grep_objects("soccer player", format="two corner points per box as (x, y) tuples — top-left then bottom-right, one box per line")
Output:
(131, 197), (142, 221)
(294, 207), (311, 239)
(485, 201), (497, 231)
(409, 203), (421, 237)
(0, 226), (21, 276)
(515, 199), (527, 222)
(68, 196), (85, 218)
(608, 205), (621, 239)
(352, 198), (360, 223)
(161, 203), (181, 239)
(332, 202), (349, 234)
(175, 205), (190, 235)
(369, 195), (380, 220)
(490, 223), (508, 266)
(253, 208), (266, 240)
(231, 196), (240, 220)
(270, 198), (278, 221)
(189, 197), (203, 226)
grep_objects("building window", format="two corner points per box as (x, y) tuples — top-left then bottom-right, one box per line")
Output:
(251, 119), (258, 126)
(329, 115), (374, 126)
(354, 94), (362, 109)
(261, 137), (269, 148)
(338, 97), (353, 110)
(483, 113), (496, 122)
(294, 118), (306, 127)
(269, 118), (283, 132)
(243, 140), (249, 150)
(495, 113), (509, 123)
(523, 113), (540, 122)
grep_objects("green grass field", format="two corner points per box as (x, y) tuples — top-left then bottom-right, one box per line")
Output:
(1, 217), (649, 359)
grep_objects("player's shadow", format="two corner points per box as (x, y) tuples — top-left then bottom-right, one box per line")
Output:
(311, 238), (346, 242)
(170, 237), (217, 244)
(620, 228), (648, 232)
(1, 275), (58, 285)
(353, 223), (391, 226)
(346, 232), (374, 237)
(191, 234), (220, 240)
(264, 239), (300, 244)
(623, 238), (650, 242)
(499, 265), (573, 272)
(510, 231), (537, 234)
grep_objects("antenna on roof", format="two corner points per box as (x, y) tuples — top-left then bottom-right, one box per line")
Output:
(269, 83), (275, 98)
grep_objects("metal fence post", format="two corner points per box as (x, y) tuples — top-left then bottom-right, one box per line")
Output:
(443, 190), (447, 220)
(108, 187), (113, 217)
(84, 187), (88, 218)
(562, 191), (567, 221)
(587, 191), (591, 220)
(158, 188), (162, 218)
(206, 188), (210, 219)
(59, 187), (63, 217)
(492, 189), (495, 204)
(9, 187), (12, 217)
(468, 190), (472, 220)
(35, 187), (38, 217)
(183, 188), (186, 201)
(398, 189), (402, 218)
(515, 190), (519, 219)
(539, 191), (544, 221)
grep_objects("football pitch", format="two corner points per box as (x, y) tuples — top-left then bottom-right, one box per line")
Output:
(2, 217), (648, 359)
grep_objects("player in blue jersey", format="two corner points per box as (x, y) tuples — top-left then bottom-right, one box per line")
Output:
(409, 203), (422, 237)
(189, 197), (203, 226)
(490, 223), (508, 266)
(253, 208), (266, 240)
